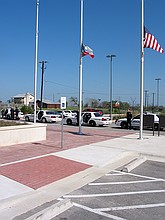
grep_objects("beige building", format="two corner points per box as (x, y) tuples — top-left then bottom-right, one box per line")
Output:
(13, 93), (34, 106)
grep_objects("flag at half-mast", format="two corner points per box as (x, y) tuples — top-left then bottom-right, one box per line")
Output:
(81, 44), (94, 58)
(144, 27), (164, 53)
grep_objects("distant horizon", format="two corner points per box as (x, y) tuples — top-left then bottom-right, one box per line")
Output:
(1, 91), (165, 108)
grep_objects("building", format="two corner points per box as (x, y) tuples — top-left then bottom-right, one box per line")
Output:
(13, 93), (34, 106)
(36, 100), (60, 109)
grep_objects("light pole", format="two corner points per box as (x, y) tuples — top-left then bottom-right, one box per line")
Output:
(152, 92), (155, 107)
(33, 0), (39, 123)
(106, 54), (116, 121)
(155, 78), (161, 106)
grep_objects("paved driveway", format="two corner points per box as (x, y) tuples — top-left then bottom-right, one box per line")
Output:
(54, 160), (165, 220)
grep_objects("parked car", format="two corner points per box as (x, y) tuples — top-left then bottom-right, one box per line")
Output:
(64, 112), (110, 127)
(115, 112), (159, 129)
(56, 110), (77, 117)
(25, 110), (62, 123)
(83, 108), (104, 116)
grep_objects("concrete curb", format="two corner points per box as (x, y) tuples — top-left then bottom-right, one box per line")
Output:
(120, 156), (147, 172)
(25, 199), (72, 220)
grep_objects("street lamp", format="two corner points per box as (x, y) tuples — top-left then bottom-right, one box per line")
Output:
(106, 54), (116, 121)
(155, 78), (161, 107)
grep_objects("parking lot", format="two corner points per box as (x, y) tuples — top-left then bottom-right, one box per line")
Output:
(54, 160), (165, 220)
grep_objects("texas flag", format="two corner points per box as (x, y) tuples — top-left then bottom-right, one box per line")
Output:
(81, 44), (94, 58)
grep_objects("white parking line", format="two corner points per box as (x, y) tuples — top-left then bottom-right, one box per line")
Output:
(63, 189), (165, 199)
(105, 173), (125, 176)
(106, 170), (165, 181)
(0, 153), (54, 167)
(88, 179), (162, 186)
(95, 203), (165, 212)
(73, 202), (126, 220)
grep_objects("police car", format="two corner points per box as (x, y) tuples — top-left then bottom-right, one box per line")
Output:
(115, 112), (159, 129)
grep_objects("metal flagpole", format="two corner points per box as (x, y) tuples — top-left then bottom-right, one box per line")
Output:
(139, 0), (144, 139)
(34, 0), (39, 123)
(79, 0), (83, 134)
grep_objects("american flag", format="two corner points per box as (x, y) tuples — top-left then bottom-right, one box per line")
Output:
(81, 44), (94, 58)
(144, 27), (164, 53)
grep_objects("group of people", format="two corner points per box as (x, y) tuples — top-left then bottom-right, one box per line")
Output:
(1, 107), (20, 120)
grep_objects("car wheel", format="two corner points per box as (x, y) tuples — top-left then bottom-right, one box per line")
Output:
(42, 117), (47, 123)
(89, 120), (96, 127)
(25, 116), (30, 122)
(67, 119), (72, 125)
(121, 121), (127, 129)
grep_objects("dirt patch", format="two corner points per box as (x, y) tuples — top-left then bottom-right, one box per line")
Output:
(0, 119), (27, 127)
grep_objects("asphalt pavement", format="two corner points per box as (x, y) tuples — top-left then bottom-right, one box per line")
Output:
(0, 123), (165, 219)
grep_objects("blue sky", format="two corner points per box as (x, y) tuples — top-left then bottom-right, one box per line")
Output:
(0, 0), (165, 106)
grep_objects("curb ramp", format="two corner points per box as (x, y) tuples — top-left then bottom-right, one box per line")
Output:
(120, 156), (147, 172)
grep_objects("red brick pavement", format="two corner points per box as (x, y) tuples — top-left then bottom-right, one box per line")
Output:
(0, 125), (132, 189)
(0, 155), (91, 189)
(0, 125), (132, 165)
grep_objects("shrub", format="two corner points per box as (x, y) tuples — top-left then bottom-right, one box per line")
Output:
(20, 105), (33, 114)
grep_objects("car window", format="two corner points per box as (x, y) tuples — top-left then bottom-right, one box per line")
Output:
(94, 112), (101, 117)
(46, 111), (55, 115)
(133, 115), (140, 119)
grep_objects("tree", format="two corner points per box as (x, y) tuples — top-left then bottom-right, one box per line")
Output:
(69, 97), (78, 107)
(91, 99), (99, 108)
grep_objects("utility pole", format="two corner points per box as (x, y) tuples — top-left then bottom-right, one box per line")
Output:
(155, 78), (161, 107)
(39, 61), (48, 110)
(144, 90), (148, 108)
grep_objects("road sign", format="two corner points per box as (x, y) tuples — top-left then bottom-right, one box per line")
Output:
(61, 97), (66, 109)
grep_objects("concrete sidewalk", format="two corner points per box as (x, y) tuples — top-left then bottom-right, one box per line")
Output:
(0, 125), (165, 219)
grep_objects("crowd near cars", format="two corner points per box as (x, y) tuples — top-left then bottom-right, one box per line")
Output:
(1, 107), (24, 120)
(0, 107), (111, 127)
(1, 107), (163, 130)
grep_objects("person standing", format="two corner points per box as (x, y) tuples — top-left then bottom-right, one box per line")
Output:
(15, 107), (19, 120)
(127, 108), (132, 129)
(11, 108), (14, 120)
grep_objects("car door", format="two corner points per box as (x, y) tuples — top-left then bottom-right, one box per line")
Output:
(83, 113), (91, 124)
(131, 115), (140, 128)
(82, 113), (90, 124)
